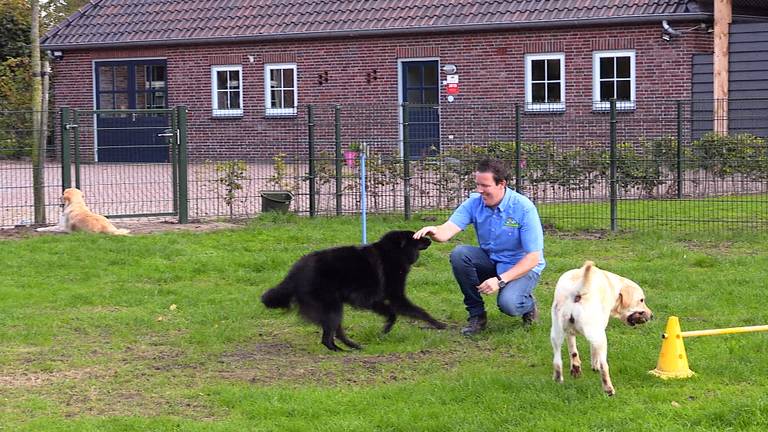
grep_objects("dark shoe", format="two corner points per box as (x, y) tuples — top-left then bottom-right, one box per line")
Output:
(461, 312), (487, 336)
(522, 299), (539, 326)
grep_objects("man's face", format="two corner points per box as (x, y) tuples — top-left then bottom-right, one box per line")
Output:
(475, 171), (506, 207)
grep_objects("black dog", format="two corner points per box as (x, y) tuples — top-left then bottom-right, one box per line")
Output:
(261, 230), (446, 351)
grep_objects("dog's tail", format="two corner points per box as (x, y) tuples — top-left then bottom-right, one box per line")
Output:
(111, 228), (131, 236)
(577, 260), (596, 296)
(261, 279), (295, 309)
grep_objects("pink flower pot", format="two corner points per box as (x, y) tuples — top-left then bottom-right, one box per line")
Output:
(343, 150), (357, 168)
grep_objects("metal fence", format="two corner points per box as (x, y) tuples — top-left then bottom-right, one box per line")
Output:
(1, 98), (767, 231)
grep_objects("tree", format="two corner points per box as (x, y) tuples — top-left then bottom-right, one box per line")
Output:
(0, 0), (32, 160)
(31, 0), (46, 223)
(41, 0), (90, 32)
(0, 0), (30, 60)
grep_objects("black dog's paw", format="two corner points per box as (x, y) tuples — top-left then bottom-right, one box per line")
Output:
(341, 340), (362, 350)
(431, 320), (448, 329)
(323, 342), (344, 352)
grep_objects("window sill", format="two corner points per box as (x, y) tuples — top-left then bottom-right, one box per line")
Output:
(264, 112), (298, 119)
(211, 113), (244, 120)
(592, 101), (636, 112)
(524, 103), (566, 114)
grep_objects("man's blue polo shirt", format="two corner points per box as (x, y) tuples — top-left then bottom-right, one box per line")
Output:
(448, 188), (546, 275)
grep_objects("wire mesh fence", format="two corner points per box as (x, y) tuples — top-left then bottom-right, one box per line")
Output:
(1, 98), (767, 231)
(0, 110), (62, 226)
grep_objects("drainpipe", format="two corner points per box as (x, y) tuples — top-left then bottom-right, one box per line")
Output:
(713, 0), (732, 135)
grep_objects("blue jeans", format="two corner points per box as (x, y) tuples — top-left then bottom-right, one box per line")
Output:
(450, 245), (540, 318)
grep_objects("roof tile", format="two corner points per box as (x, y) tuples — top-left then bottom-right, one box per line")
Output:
(43, 0), (703, 48)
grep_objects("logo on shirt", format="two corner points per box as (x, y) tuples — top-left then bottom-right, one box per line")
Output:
(504, 217), (520, 228)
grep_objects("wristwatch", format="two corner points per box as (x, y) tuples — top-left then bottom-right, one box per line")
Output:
(497, 276), (507, 289)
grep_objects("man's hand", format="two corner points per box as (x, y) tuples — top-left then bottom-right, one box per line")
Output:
(413, 222), (461, 242)
(413, 226), (437, 239)
(477, 277), (500, 295)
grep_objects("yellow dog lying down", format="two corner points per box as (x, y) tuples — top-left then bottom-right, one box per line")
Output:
(36, 188), (130, 235)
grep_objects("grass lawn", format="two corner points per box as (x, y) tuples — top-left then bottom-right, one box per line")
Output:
(1, 214), (767, 431)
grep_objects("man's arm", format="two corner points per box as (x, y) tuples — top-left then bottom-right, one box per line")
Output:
(413, 221), (462, 242)
(477, 251), (541, 294)
(498, 250), (540, 282)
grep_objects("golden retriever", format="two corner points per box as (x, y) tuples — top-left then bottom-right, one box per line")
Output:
(550, 261), (652, 396)
(36, 188), (130, 235)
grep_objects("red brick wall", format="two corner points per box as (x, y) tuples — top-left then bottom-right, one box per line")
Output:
(50, 23), (713, 161)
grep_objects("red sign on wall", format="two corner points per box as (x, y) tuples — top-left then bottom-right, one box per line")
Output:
(446, 83), (459, 95)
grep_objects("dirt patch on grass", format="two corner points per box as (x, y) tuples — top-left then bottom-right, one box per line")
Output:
(0, 219), (243, 240)
(548, 229), (611, 240)
(0, 367), (110, 388)
(217, 342), (462, 386)
(0, 340), (466, 420)
(680, 240), (734, 252)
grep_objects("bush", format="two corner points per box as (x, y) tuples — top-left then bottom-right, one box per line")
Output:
(691, 132), (768, 180)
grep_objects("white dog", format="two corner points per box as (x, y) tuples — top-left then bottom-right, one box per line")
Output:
(36, 188), (130, 235)
(550, 261), (652, 396)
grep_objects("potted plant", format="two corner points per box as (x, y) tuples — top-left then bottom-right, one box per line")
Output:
(261, 153), (295, 212)
(343, 141), (362, 168)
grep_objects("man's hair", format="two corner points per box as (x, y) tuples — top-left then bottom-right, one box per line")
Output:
(476, 158), (509, 185)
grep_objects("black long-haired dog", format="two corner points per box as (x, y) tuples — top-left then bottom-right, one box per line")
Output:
(261, 230), (446, 351)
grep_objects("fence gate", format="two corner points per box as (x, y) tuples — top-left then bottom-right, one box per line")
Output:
(59, 106), (188, 222)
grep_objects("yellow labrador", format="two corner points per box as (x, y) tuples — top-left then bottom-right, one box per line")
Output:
(550, 261), (652, 396)
(36, 188), (130, 235)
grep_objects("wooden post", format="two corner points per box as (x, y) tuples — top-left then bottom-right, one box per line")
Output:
(713, 0), (732, 135)
(31, 0), (46, 224)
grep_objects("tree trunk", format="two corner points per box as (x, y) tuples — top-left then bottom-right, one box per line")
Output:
(31, 0), (46, 224)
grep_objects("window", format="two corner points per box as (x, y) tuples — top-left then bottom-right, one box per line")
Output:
(525, 53), (565, 112)
(593, 50), (635, 111)
(264, 64), (297, 116)
(137, 64), (167, 109)
(211, 65), (243, 117)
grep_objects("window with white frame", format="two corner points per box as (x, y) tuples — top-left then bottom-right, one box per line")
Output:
(264, 64), (297, 116)
(211, 65), (243, 116)
(525, 53), (565, 112)
(593, 50), (635, 111)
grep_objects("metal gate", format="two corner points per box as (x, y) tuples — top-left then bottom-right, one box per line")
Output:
(59, 106), (188, 222)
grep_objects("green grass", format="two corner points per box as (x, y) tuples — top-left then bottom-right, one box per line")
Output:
(538, 193), (768, 231)
(1, 214), (767, 431)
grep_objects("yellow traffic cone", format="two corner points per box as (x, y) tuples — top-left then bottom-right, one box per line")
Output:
(649, 316), (695, 379)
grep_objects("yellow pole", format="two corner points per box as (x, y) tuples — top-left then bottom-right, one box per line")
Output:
(682, 325), (768, 338)
(651, 317), (768, 380)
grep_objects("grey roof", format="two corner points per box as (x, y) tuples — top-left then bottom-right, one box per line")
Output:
(42, 0), (712, 50)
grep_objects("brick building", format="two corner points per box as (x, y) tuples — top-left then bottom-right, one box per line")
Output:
(41, 0), (768, 163)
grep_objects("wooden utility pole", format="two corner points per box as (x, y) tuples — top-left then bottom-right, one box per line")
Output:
(31, 0), (46, 224)
(713, 0), (732, 135)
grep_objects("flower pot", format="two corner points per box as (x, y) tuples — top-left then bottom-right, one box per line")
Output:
(260, 190), (293, 213)
(343, 150), (358, 168)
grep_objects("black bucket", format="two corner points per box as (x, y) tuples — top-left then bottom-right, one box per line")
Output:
(260, 190), (293, 212)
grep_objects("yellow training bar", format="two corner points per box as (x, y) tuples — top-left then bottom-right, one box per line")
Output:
(649, 316), (768, 379)
(682, 325), (768, 338)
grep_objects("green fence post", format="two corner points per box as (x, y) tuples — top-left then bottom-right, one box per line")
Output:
(334, 105), (342, 216)
(177, 106), (189, 224)
(515, 103), (522, 193)
(72, 109), (80, 189)
(609, 99), (618, 232)
(170, 110), (179, 215)
(402, 103), (411, 220)
(307, 105), (316, 217)
(676, 100), (684, 199)
(60, 107), (71, 189)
